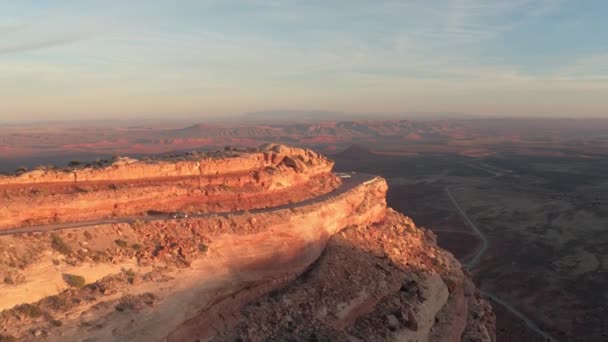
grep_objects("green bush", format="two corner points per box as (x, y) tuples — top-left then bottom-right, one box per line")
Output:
(63, 274), (86, 288)
(115, 239), (128, 248)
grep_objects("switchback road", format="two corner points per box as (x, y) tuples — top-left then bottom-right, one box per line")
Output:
(445, 186), (558, 342)
(0, 173), (378, 236)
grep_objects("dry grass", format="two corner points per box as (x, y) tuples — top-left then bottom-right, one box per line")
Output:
(51, 234), (72, 255)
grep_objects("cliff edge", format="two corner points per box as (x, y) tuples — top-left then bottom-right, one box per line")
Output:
(0, 145), (494, 341)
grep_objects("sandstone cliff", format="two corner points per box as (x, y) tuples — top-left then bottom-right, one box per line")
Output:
(0, 146), (494, 341)
(0, 145), (337, 229)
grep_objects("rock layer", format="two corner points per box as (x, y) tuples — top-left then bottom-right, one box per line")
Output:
(0, 146), (495, 342)
(0, 145), (336, 229)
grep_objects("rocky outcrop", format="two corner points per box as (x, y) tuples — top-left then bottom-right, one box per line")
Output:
(0, 144), (332, 185)
(0, 146), (495, 342)
(0, 173), (388, 341)
(210, 210), (495, 342)
(0, 145), (337, 229)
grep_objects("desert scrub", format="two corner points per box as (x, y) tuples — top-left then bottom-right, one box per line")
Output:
(3, 275), (14, 285)
(0, 334), (17, 342)
(51, 233), (72, 255)
(63, 274), (86, 288)
(115, 239), (128, 248)
(14, 303), (43, 318)
(90, 250), (110, 263)
(198, 243), (208, 253)
(131, 220), (145, 230)
(49, 318), (62, 327)
(124, 268), (137, 284)
(41, 295), (72, 312)
(131, 243), (143, 251)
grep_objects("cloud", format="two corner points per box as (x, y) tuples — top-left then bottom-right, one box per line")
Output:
(0, 37), (86, 55)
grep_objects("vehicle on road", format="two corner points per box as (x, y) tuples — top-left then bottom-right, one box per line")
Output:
(169, 212), (188, 219)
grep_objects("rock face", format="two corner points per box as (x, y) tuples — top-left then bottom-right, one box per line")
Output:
(209, 210), (496, 342)
(0, 146), (494, 342)
(0, 144), (333, 185)
(0, 145), (337, 229)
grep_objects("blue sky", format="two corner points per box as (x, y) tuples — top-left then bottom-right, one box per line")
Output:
(1, 0), (607, 122)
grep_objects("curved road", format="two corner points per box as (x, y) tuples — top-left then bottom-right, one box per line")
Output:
(0, 173), (378, 236)
(445, 186), (558, 342)
(1, 175), (556, 341)
(445, 186), (488, 269)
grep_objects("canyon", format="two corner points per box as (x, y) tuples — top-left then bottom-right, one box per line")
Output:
(0, 145), (494, 341)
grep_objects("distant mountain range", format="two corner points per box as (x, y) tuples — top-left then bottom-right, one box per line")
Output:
(1, 118), (607, 172)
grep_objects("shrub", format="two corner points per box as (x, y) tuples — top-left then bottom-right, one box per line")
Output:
(198, 243), (208, 253)
(50, 318), (62, 326)
(0, 334), (17, 342)
(131, 243), (143, 251)
(43, 295), (71, 311)
(68, 160), (81, 167)
(14, 167), (28, 175)
(115, 239), (128, 248)
(15, 303), (43, 318)
(131, 220), (145, 229)
(63, 274), (86, 288)
(51, 234), (72, 255)
(3, 275), (14, 285)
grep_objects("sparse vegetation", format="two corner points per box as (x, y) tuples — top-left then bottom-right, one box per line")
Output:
(14, 303), (43, 318)
(51, 233), (72, 255)
(68, 160), (81, 167)
(14, 167), (28, 175)
(90, 250), (110, 263)
(49, 318), (62, 327)
(83, 230), (93, 240)
(124, 268), (137, 284)
(131, 243), (143, 251)
(3, 275), (14, 285)
(115, 293), (157, 312)
(43, 295), (71, 311)
(115, 239), (128, 248)
(0, 334), (17, 342)
(198, 243), (208, 253)
(63, 274), (86, 288)
(131, 220), (145, 229)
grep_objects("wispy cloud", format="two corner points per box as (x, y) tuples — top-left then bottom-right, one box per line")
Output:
(0, 37), (87, 55)
(0, 0), (606, 120)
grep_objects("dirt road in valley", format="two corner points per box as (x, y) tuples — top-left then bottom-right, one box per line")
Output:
(445, 186), (558, 342)
(0, 173), (377, 236)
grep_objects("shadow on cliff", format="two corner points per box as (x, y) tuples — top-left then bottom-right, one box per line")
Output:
(165, 221), (447, 341)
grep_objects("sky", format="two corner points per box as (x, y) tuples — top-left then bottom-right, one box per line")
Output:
(0, 0), (607, 122)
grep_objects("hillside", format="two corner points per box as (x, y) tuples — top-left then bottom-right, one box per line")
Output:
(0, 145), (495, 341)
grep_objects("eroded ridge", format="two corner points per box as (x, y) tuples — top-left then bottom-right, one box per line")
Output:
(0, 144), (338, 229)
(0, 146), (495, 342)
